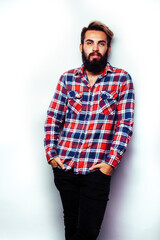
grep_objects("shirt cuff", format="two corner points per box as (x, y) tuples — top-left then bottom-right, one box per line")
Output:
(46, 150), (58, 163)
(106, 154), (121, 168)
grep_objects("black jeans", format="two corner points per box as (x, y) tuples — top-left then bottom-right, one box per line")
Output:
(53, 168), (111, 240)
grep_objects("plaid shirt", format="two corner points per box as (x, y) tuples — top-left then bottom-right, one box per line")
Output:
(44, 62), (135, 174)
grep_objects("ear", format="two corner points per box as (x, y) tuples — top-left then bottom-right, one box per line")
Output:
(108, 46), (111, 55)
(79, 44), (83, 53)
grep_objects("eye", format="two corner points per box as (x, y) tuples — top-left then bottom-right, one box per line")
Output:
(99, 42), (106, 46)
(87, 41), (92, 45)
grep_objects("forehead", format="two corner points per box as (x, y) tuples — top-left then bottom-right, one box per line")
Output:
(84, 30), (107, 42)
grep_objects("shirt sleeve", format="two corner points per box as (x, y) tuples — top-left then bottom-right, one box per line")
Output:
(44, 75), (68, 163)
(106, 74), (135, 168)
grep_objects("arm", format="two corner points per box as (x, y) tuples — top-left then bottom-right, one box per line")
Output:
(90, 74), (135, 175)
(106, 74), (135, 168)
(44, 75), (68, 164)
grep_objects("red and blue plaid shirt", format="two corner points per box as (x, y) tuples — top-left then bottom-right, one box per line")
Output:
(44, 62), (135, 174)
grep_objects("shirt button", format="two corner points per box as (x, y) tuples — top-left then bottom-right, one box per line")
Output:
(88, 142), (92, 147)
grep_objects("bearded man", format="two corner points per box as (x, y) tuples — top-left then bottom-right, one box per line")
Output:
(44, 21), (135, 240)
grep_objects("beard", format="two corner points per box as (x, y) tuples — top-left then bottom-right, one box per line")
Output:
(82, 48), (109, 75)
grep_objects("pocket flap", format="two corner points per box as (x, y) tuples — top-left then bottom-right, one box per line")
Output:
(101, 91), (118, 100)
(68, 91), (83, 99)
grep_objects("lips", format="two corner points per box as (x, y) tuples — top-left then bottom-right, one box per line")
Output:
(92, 54), (99, 57)
(91, 52), (101, 56)
(89, 52), (102, 58)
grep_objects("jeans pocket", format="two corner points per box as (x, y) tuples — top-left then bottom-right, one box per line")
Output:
(98, 169), (112, 178)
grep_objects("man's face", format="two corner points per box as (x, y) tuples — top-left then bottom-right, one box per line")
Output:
(80, 30), (110, 74)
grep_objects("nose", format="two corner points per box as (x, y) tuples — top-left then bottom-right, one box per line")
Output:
(92, 43), (99, 51)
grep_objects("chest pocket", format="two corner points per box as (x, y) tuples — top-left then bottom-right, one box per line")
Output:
(67, 91), (83, 114)
(99, 91), (118, 115)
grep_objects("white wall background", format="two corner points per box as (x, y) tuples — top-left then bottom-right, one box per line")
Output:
(0, 0), (160, 239)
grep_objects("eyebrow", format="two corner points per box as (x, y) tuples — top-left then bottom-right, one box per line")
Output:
(85, 39), (107, 44)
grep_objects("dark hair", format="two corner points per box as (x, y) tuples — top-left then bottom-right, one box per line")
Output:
(81, 21), (114, 47)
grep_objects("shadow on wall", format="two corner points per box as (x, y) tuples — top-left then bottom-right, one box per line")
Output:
(98, 139), (134, 240)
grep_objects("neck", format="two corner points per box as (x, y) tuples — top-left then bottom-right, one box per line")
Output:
(85, 70), (102, 87)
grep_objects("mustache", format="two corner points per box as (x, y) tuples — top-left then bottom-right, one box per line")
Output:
(89, 51), (102, 58)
